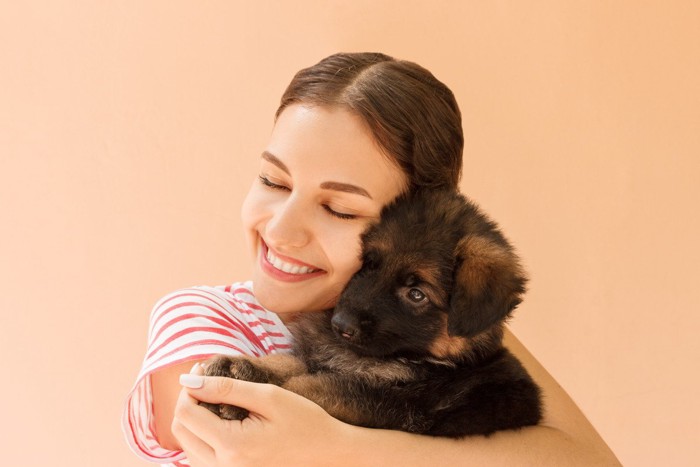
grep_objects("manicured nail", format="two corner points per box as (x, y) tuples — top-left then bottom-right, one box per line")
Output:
(180, 373), (204, 388)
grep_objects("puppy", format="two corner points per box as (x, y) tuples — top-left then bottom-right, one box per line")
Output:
(202, 189), (542, 437)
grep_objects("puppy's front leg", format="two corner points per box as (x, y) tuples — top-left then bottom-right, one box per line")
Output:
(201, 354), (307, 420)
(283, 375), (432, 433)
(281, 374), (364, 425)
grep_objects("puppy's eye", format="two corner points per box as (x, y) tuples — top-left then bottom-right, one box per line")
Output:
(407, 288), (427, 303)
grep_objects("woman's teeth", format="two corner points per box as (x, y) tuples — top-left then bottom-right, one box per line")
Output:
(266, 249), (318, 274)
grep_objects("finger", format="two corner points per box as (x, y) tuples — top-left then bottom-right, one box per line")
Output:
(180, 373), (284, 417)
(175, 374), (247, 450)
(171, 416), (215, 466)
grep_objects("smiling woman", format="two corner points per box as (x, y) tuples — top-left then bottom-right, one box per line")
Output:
(123, 52), (620, 466)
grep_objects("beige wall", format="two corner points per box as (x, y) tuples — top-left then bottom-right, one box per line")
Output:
(2, 1), (698, 465)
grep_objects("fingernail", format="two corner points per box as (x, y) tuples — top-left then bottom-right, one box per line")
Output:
(190, 362), (200, 373)
(180, 373), (204, 388)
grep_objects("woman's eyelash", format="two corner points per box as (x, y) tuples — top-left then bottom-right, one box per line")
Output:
(323, 205), (357, 220)
(259, 175), (289, 190)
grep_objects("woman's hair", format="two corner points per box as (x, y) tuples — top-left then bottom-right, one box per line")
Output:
(277, 52), (463, 192)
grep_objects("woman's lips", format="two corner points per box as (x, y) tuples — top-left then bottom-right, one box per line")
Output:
(260, 240), (326, 282)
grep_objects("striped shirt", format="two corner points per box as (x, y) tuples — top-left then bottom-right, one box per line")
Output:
(122, 281), (293, 466)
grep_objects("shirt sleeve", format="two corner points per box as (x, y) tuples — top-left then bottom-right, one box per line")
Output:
(122, 286), (277, 464)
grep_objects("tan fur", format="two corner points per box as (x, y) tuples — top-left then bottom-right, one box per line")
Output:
(428, 314), (470, 359)
(456, 235), (521, 294)
(248, 353), (307, 379)
(321, 352), (415, 383)
(283, 374), (365, 425)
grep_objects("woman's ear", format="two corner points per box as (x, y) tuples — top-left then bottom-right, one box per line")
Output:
(448, 235), (527, 338)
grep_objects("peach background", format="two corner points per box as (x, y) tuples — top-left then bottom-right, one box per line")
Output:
(1, 1), (698, 466)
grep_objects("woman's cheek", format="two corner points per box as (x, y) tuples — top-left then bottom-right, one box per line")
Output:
(240, 183), (269, 255)
(327, 223), (366, 276)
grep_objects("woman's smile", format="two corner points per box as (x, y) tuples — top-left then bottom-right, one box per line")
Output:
(260, 239), (326, 282)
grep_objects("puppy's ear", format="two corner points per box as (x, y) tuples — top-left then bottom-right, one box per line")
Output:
(448, 235), (527, 337)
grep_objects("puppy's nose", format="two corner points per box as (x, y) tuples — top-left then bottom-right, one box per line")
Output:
(331, 313), (360, 341)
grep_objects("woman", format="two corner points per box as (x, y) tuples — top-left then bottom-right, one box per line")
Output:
(123, 52), (620, 466)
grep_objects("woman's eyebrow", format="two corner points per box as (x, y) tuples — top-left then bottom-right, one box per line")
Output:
(320, 181), (372, 199)
(262, 151), (372, 199)
(261, 151), (291, 174)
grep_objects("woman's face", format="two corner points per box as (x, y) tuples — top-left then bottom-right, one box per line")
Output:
(241, 104), (407, 317)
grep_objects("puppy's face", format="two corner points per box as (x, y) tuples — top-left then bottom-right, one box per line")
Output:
(331, 190), (527, 360)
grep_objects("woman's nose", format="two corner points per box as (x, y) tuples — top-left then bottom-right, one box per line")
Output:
(264, 195), (311, 249)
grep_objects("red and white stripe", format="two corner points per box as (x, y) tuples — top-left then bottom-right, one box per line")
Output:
(122, 281), (293, 465)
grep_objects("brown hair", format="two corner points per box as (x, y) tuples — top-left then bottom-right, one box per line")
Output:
(276, 52), (463, 192)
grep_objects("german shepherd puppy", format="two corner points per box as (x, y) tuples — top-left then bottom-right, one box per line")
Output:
(202, 189), (542, 437)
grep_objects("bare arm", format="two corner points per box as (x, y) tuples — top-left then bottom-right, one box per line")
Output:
(152, 359), (208, 450)
(171, 328), (621, 466)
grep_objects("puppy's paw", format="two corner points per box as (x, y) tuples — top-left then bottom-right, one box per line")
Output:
(203, 355), (271, 383)
(198, 355), (272, 420)
(199, 401), (250, 421)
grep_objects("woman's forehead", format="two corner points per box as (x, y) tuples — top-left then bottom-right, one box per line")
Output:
(266, 104), (407, 200)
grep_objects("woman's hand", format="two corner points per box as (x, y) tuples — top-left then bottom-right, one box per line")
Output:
(171, 364), (349, 467)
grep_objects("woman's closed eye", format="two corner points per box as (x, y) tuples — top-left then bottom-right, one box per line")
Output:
(259, 175), (289, 191)
(323, 205), (357, 220)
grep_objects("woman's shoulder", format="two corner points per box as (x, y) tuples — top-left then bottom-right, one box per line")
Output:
(149, 281), (291, 336)
(143, 280), (292, 363)
(151, 281), (258, 315)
